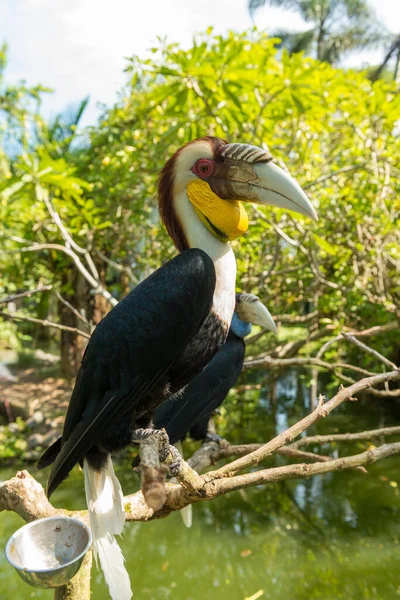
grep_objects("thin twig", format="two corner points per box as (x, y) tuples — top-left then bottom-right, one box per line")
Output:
(274, 311), (319, 324)
(343, 333), (398, 371)
(56, 292), (92, 329)
(290, 425), (400, 448)
(244, 355), (375, 378)
(0, 285), (53, 305)
(303, 164), (368, 190)
(0, 310), (91, 339)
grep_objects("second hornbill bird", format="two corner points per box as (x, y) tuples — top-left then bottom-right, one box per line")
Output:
(152, 292), (276, 529)
(153, 292), (276, 445)
(37, 137), (316, 600)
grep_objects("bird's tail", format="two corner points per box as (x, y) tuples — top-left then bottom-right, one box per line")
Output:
(174, 441), (193, 528)
(83, 456), (132, 600)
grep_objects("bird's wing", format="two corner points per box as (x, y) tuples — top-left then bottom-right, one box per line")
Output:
(154, 335), (245, 444)
(45, 249), (216, 497)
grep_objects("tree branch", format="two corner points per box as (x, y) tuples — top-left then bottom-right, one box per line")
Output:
(0, 470), (56, 522)
(185, 439), (365, 473)
(2, 376), (399, 598)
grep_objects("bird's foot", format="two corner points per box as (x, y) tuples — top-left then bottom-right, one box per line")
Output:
(132, 427), (170, 463)
(131, 428), (190, 483)
(132, 428), (170, 512)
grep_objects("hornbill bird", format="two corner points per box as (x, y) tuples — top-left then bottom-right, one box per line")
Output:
(37, 137), (316, 600)
(153, 292), (276, 446)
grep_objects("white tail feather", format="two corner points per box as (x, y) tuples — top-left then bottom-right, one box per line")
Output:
(83, 457), (132, 600)
(174, 441), (193, 529)
(180, 503), (193, 528)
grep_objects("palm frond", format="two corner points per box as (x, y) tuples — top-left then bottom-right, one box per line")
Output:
(272, 27), (316, 55)
(47, 96), (90, 156)
(249, 0), (389, 66)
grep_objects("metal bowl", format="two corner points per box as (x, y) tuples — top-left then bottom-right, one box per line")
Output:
(5, 516), (92, 588)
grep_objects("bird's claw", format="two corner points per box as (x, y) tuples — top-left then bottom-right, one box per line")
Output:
(132, 427), (170, 466)
(167, 444), (183, 477)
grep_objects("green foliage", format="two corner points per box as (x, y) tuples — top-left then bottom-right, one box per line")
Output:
(1, 30), (399, 364)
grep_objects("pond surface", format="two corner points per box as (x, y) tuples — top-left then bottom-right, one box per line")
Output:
(1, 369), (399, 599)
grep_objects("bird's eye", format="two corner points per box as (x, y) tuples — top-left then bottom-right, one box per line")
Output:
(192, 158), (214, 179)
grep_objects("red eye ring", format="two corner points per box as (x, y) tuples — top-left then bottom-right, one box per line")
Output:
(191, 158), (215, 179)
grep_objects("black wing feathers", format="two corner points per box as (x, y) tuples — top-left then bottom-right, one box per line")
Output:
(44, 249), (216, 496)
(37, 436), (62, 470)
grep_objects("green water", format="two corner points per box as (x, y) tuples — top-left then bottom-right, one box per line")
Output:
(1, 370), (399, 599)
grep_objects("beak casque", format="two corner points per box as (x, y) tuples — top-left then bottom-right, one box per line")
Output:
(235, 293), (277, 334)
(209, 143), (317, 221)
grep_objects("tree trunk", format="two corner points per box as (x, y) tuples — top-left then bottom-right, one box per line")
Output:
(59, 268), (89, 379)
(317, 23), (325, 61)
(394, 46), (400, 81)
(120, 270), (132, 299)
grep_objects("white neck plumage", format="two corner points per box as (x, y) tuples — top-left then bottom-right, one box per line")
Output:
(175, 190), (237, 326)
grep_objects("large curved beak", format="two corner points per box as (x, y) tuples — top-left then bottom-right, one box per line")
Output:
(209, 143), (317, 221)
(235, 293), (277, 334)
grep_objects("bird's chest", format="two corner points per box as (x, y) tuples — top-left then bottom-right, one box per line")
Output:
(167, 310), (229, 394)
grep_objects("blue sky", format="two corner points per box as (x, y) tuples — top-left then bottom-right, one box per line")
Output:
(1, 0), (399, 126)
